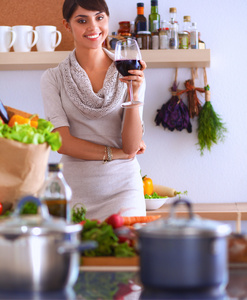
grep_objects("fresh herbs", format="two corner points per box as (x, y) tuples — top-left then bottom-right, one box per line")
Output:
(20, 202), (38, 215)
(81, 219), (135, 257)
(0, 119), (62, 151)
(71, 204), (87, 223)
(155, 81), (192, 133)
(197, 86), (227, 155)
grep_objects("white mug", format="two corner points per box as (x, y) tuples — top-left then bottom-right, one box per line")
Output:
(0, 26), (16, 52)
(35, 25), (62, 52)
(12, 25), (38, 52)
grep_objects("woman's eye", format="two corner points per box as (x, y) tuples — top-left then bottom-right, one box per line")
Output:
(97, 15), (104, 21)
(77, 19), (86, 24)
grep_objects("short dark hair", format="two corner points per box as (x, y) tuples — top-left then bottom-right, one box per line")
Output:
(63, 0), (110, 22)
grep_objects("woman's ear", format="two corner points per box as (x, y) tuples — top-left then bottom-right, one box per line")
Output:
(63, 19), (71, 33)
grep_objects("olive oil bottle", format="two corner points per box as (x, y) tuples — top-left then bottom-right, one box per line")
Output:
(149, 0), (160, 33)
(39, 163), (72, 222)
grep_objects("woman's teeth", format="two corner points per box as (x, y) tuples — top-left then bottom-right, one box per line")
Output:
(87, 33), (100, 39)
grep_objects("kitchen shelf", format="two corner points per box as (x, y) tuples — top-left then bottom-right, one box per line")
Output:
(0, 49), (210, 71)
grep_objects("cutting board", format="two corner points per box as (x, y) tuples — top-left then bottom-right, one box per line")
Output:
(81, 256), (139, 266)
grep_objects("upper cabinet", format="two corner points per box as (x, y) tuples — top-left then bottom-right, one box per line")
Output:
(0, 49), (210, 71)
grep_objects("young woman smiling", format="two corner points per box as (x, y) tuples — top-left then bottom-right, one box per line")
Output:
(41, 0), (147, 221)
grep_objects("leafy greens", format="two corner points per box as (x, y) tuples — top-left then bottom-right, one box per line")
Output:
(0, 119), (61, 151)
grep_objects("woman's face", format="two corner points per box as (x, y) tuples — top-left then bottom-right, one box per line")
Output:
(64, 6), (109, 50)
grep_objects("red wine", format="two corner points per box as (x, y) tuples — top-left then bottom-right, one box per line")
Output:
(115, 60), (141, 76)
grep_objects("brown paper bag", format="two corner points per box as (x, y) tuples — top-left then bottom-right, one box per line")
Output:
(0, 138), (50, 208)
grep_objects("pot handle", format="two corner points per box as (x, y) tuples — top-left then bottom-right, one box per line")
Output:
(12, 195), (50, 220)
(57, 240), (98, 254)
(169, 199), (194, 220)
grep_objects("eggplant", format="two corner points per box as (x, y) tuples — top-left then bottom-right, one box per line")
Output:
(0, 99), (9, 123)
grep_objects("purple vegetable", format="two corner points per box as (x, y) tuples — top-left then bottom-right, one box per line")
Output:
(155, 82), (192, 133)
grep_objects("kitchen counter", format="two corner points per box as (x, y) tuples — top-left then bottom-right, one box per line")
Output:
(147, 202), (247, 232)
(1, 265), (247, 299)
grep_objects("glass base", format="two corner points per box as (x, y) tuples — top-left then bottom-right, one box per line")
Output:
(121, 101), (143, 108)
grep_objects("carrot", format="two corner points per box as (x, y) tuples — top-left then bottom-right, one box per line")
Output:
(122, 215), (161, 226)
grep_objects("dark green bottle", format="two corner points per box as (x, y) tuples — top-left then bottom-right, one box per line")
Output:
(149, 0), (160, 33)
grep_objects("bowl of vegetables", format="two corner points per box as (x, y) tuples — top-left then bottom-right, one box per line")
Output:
(144, 178), (178, 210)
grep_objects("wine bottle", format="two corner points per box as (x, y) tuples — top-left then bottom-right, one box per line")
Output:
(135, 3), (147, 35)
(149, 0), (160, 33)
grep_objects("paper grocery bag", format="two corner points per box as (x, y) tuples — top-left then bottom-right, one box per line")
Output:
(0, 137), (50, 208)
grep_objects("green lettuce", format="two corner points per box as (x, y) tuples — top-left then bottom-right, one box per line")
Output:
(0, 119), (62, 151)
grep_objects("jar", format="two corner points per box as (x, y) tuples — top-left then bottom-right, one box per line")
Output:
(136, 31), (151, 49)
(120, 32), (132, 38)
(178, 32), (189, 49)
(118, 21), (130, 35)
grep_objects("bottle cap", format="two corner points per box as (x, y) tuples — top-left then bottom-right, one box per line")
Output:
(48, 163), (63, 172)
(119, 21), (130, 25)
(137, 3), (144, 7)
(151, 0), (158, 6)
(169, 7), (177, 13)
(183, 16), (191, 22)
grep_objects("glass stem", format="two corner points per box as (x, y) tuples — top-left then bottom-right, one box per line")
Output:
(128, 80), (133, 103)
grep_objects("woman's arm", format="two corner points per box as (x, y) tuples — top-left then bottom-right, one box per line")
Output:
(54, 126), (133, 161)
(120, 60), (147, 154)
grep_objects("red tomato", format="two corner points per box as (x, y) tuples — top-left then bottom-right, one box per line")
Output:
(0, 203), (2, 215)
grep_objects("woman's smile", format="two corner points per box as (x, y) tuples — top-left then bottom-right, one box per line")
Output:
(85, 32), (102, 40)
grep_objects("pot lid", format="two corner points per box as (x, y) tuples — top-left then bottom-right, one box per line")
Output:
(0, 196), (82, 236)
(138, 199), (231, 238)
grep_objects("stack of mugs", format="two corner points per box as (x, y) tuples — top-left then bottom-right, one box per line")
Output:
(0, 25), (62, 52)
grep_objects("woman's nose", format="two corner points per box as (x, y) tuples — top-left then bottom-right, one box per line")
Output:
(87, 19), (98, 30)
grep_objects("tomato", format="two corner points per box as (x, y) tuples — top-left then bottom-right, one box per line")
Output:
(0, 203), (2, 215)
(142, 175), (154, 196)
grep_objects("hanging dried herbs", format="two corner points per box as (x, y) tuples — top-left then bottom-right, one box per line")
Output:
(197, 85), (227, 155)
(155, 81), (192, 133)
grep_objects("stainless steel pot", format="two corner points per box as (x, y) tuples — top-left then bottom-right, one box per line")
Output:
(137, 199), (231, 290)
(0, 196), (97, 292)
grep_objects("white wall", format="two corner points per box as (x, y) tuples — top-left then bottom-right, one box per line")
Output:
(0, 0), (247, 204)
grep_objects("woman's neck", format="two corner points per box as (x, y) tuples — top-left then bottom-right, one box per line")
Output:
(75, 47), (111, 72)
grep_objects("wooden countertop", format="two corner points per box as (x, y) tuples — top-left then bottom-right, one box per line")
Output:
(147, 202), (247, 232)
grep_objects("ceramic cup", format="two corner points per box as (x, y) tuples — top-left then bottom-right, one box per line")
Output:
(35, 25), (62, 52)
(12, 25), (38, 52)
(0, 26), (16, 52)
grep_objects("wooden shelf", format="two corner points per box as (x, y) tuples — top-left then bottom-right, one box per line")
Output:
(0, 49), (210, 71)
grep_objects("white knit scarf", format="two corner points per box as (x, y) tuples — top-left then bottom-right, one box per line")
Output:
(59, 49), (127, 119)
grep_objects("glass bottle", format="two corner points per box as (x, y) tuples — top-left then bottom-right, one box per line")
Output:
(169, 7), (179, 49)
(130, 21), (135, 38)
(39, 163), (72, 222)
(159, 20), (169, 49)
(135, 3), (147, 35)
(183, 15), (191, 47)
(190, 22), (199, 49)
(198, 32), (206, 49)
(149, 0), (160, 33)
(151, 20), (159, 49)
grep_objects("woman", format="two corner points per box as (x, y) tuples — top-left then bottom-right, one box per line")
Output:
(41, 0), (147, 221)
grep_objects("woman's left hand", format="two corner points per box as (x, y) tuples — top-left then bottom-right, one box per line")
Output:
(136, 140), (146, 155)
(119, 60), (147, 100)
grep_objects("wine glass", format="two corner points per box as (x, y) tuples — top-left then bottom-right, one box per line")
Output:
(114, 38), (143, 108)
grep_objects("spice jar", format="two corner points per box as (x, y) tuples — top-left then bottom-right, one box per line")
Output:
(136, 31), (151, 49)
(178, 32), (189, 49)
(118, 21), (130, 35)
(120, 32), (132, 38)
